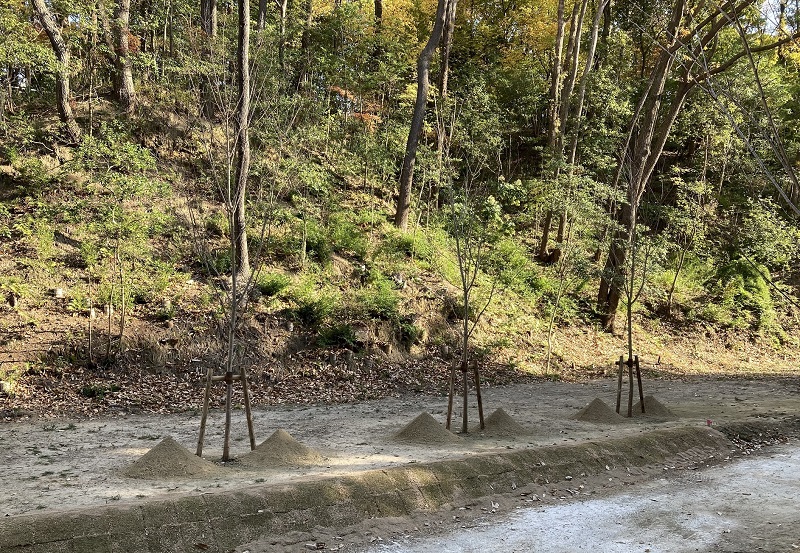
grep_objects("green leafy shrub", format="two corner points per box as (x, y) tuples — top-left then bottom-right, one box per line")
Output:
(329, 213), (368, 259)
(256, 272), (291, 297)
(356, 276), (399, 320)
(205, 211), (229, 237)
(318, 323), (358, 349)
(381, 230), (433, 261)
(303, 220), (334, 264)
(704, 259), (777, 331)
(288, 286), (337, 327)
(397, 318), (424, 346)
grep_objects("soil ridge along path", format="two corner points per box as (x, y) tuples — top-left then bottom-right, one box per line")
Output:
(0, 426), (736, 553)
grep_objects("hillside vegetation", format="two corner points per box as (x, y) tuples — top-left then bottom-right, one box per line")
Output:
(1, 0), (799, 417)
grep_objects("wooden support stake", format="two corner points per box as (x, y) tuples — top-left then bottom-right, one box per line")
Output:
(461, 362), (468, 434)
(222, 372), (233, 461)
(473, 362), (484, 430)
(635, 355), (645, 413)
(212, 374), (242, 382)
(196, 366), (213, 457)
(627, 357), (634, 418)
(615, 356), (624, 414)
(446, 359), (456, 430)
(240, 364), (256, 451)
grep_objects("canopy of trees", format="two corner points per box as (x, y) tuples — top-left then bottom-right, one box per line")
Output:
(1, 0), (799, 379)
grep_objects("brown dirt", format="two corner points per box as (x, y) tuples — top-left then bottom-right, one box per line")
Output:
(633, 394), (677, 418)
(2, 377), (800, 522)
(238, 429), (323, 467)
(572, 397), (625, 423)
(120, 436), (220, 479)
(393, 412), (461, 444)
(479, 407), (530, 436)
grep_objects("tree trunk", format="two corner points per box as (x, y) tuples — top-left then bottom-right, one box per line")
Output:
(114, 0), (136, 112)
(233, 0), (251, 278)
(438, 0), (458, 99)
(32, 0), (81, 143)
(278, 0), (288, 72)
(200, 0), (217, 117)
(596, 0), (688, 332)
(394, 0), (449, 230)
(433, 0), (458, 208)
(257, 0), (267, 31)
(537, 0), (566, 260)
(201, 0), (218, 37)
(297, 0), (314, 88)
(538, 209), (553, 259)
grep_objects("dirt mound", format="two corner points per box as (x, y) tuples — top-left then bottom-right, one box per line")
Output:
(479, 408), (529, 436)
(238, 429), (323, 467)
(633, 395), (677, 418)
(573, 398), (625, 424)
(393, 412), (460, 444)
(121, 436), (220, 479)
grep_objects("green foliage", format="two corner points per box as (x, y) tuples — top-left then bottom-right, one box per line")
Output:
(205, 211), (229, 237)
(318, 323), (358, 349)
(703, 259), (777, 331)
(381, 230), (433, 262)
(287, 283), (338, 327)
(485, 238), (548, 296)
(732, 197), (800, 272)
(356, 275), (400, 320)
(302, 219), (334, 264)
(77, 123), (157, 175)
(328, 213), (368, 259)
(397, 317), (424, 346)
(256, 272), (291, 298)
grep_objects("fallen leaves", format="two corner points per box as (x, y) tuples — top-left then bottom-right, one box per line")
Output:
(0, 345), (536, 419)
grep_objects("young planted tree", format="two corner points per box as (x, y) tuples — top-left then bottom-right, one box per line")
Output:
(194, 0), (258, 461)
(444, 178), (498, 433)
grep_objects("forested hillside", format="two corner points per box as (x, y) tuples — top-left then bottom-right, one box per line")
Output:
(1, 0), (799, 416)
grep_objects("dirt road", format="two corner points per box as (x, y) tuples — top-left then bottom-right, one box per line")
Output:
(355, 443), (800, 553)
(1, 376), (797, 517)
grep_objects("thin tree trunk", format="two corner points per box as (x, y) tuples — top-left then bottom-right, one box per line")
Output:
(538, 210), (553, 259)
(666, 247), (687, 312)
(394, 0), (449, 230)
(257, 0), (267, 31)
(114, 0), (136, 112)
(434, 0), (458, 208)
(597, 0), (688, 332)
(278, 0), (288, 72)
(32, 0), (81, 142)
(200, 0), (217, 117)
(233, 0), (251, 278)
(537, 0), (566, 259)
(201, 0), (218, 37)
(438, 0), (458, 99)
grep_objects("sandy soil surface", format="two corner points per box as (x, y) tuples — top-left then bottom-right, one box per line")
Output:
(349, 443), (800, 553)
(2, 375), (798, 521)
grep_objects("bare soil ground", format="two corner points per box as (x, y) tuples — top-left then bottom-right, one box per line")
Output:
(2, 376), (798, 527)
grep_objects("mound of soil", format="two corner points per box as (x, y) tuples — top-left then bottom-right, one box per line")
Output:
(238, 429), (323, 467)
(633, 395), (677, 418)
(479, 408), (530, 436)
(573, 398), (625, 424)
(121, 436), (220, 479)
(393, 412), (460, 444)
